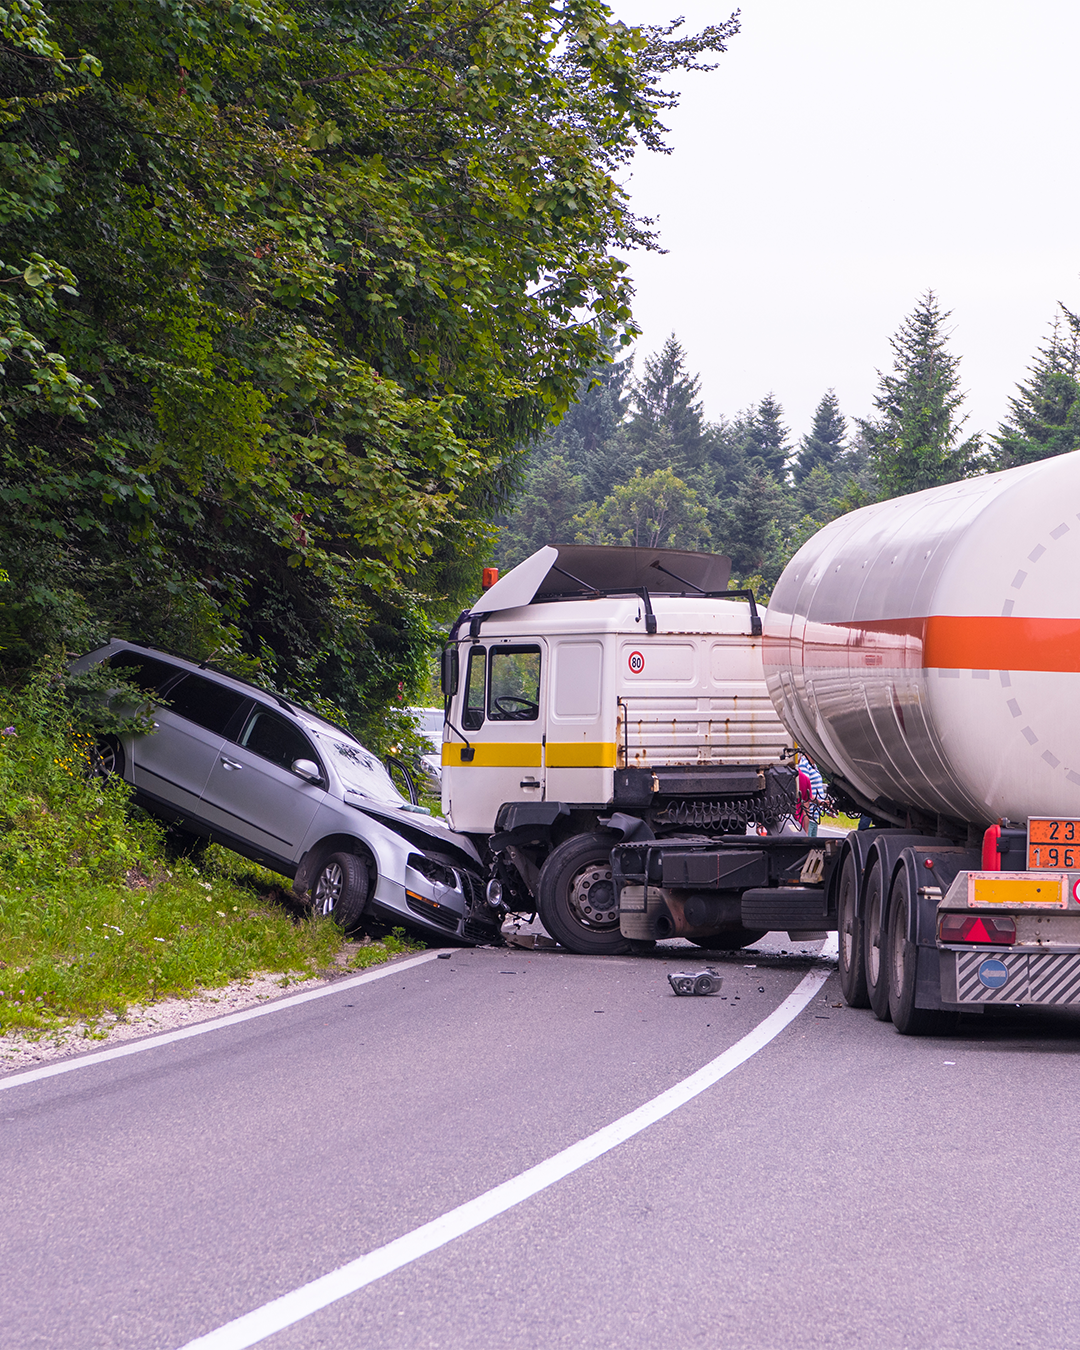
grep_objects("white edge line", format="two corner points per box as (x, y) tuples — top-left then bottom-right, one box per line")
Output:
(178, 962), (833, 1350)
(0, 951), (445, 1092)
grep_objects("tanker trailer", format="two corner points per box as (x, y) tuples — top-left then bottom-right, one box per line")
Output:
(764, 449), (1080, 1033)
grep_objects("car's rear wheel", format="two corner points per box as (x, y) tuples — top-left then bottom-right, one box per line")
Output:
(312, 851), (370, 932)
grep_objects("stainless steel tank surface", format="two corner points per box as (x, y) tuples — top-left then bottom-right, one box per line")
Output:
(764, 451), (1080, 825)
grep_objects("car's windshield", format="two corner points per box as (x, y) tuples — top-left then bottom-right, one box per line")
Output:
(319, 734), (408, 807)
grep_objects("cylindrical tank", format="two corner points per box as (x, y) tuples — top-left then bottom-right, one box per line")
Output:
(764, 451), (1080, 826)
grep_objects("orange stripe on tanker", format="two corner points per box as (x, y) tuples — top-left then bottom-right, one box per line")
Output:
(764, 615), (1080, 674)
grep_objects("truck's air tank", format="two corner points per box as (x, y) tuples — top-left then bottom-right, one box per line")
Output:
(764, 451), (1080, 826)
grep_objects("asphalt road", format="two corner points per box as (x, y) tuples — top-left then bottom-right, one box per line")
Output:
(4, 937), (1080, 1350)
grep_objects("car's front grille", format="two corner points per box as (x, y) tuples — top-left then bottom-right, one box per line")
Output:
(460, 869), (487, 913)
(406, 894), (459, 931)
(464, 916), (498, 941)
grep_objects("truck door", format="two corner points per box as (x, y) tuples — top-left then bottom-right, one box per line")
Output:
(443, 641), (547, 833)
(545, 639), (614, 804)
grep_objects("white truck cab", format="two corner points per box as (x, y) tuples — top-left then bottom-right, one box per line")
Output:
(439, 546), (804, 953)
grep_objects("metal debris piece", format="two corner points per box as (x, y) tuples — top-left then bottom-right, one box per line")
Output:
(667, 969), (724, 996)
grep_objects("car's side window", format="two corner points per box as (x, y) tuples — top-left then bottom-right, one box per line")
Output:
(165, 674), (247, 736)
(107, 651), (184, 694)
(461, 646), (487, 730)
(239, 707), (320, 776)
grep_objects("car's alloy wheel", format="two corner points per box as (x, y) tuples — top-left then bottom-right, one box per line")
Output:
(311, 850), (370, 932)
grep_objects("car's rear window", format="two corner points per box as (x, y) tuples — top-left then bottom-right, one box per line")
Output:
(107, 651), (184, 693)
(165, 674), (247, 735)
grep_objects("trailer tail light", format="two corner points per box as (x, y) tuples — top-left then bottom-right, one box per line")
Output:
(938, 913), (1016, 945)
(981, 824), (1002, 870)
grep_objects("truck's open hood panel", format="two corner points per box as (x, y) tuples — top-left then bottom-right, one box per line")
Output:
(470, 545), (731, 615)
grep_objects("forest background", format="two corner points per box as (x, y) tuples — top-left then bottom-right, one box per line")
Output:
(2, 0), (1080, 747)
(495, 296), (1080, 598)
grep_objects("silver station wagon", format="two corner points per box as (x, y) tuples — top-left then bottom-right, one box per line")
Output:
(71, 641), (498, 945)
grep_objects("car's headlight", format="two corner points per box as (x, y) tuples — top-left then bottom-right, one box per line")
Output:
(407, 853), (458, 890)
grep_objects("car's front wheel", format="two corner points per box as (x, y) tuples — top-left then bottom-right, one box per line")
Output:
(311, 851), (370, 932)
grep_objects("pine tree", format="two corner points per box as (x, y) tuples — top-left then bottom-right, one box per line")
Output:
(715, 468), (784, 580)
(862, 291), (982, 497)
(994, 307), (1080, 469)
(793, 390), (846, 483)
(624, 334), (709, 478)
(743, 393), (790, 478)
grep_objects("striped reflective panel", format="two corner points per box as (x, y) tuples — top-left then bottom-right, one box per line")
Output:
(1027, 952), (1080, 1005)
(956, 952), (1029, 1003)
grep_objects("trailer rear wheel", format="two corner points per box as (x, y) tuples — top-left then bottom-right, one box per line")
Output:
(887, 872), (956, 1036)
(837, 849), (869, 1008)
(863, 860), (892, 1021)
(538, 832), (631, 955)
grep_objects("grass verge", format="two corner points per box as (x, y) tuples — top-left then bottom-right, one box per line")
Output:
(0, 667), (423, 1037)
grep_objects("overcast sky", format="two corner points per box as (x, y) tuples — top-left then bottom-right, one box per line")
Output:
(613, 0), (1080, 446)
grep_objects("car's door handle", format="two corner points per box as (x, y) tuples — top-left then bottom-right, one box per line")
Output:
(221, 757), (242, 771)
(520, 777), (540, 788)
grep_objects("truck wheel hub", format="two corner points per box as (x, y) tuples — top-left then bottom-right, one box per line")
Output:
(569, 864), (618, 930)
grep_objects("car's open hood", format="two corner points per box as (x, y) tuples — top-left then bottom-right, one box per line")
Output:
(344, 796), (482, 867)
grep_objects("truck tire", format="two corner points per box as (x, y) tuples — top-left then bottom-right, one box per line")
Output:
(887, 871), (956, 1036)
(837, 849), (869, 1008)
(863, 860), (892, 1021)
(741, 890), (825, 931)
(537, 832), (631, 955)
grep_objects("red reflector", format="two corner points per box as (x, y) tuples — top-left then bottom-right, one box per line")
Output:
(981, 823), (1002, 871)
(939, 913), (1016, 945)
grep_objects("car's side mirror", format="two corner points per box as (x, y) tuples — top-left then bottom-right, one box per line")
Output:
(291, 758), (322, 784)
(440, 645), (459, 697)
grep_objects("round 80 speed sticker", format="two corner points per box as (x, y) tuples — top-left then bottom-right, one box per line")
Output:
(628, 650), (645, 674)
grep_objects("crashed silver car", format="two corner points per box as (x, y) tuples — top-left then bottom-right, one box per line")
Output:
(70, 641), (499, 945)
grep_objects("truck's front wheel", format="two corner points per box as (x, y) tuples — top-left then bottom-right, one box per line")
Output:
(538, 833), (631, 955)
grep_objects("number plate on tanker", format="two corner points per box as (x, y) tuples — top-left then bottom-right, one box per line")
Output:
(1027, 817), (1080, 870)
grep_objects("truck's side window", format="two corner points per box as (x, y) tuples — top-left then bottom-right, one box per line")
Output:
(462, 646), (487, 730)
(488, 646), (541, 721)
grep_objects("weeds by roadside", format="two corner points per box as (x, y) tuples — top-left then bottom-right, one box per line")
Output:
(0, 664), (424, 1037)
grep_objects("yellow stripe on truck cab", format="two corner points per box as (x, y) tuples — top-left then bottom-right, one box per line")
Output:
(442, 742), (542, 767)
(546, 742), (618, 768)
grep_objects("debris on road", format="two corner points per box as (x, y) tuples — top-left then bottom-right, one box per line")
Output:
(667, 970), (723, 996)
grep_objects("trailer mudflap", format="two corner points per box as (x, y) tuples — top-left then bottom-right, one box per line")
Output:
(939, 948), (1080, 1005)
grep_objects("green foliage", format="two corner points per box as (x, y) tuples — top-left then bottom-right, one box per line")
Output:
(0, 0), (740, 726)
(861, 291), (983, 496)
(574, 465), (709, 549)
(993, 308), (1080, 469)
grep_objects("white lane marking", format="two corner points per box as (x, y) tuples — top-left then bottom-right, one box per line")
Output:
(178, 963), (833, 1350)
(0, 952), (445, 1093)
(819, 931), (839, 961)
